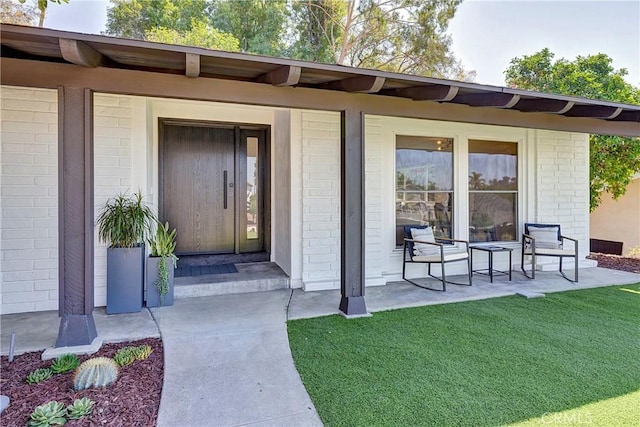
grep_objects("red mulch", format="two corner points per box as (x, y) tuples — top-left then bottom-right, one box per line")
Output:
(587, 253), (640, 274)
(1, 338), (163, 427)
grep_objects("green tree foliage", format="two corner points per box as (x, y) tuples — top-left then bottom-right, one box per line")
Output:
(505, 48), (640, 211)
(105, 0), (210, 39)
(146, 18), (240, 51)
(105, 0), (470, 79)
(1, 0), (37, 25)
(209, 0), (288, 56)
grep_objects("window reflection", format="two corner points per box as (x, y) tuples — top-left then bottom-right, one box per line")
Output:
(246, 137), (258, 240)
(396, 136), (453, 245)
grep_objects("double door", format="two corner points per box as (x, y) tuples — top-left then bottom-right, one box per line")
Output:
(160, 121), (266, 255)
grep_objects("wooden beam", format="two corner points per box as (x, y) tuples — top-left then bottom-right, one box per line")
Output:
(564, 105), (624, 119)
(256, 65), (301, 86)
(322, 76), (385, 93)
(3, 58), (639, 137)
(185, 53), (200, 78)
(339, 109), (368, 317)
(451, 93), (521, 108)
(514, 99), (575, 114)
(387, 85), (459, 101)
(56, 86), (98, 347)
(59, 39), (103, 67)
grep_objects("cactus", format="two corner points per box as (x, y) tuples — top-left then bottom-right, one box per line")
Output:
(66, 397), (95, 420)
(50, 354), (80, 374)
(73, 357), (119, 390)
(26, 368), (53, 384)
(28, 400), (67, 427)
(113, 347), (136, 367)
(133, 344), (153, 361)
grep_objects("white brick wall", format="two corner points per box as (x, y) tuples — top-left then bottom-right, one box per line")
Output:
(300, 111), (341, 290)
(1, 86), (59, 314)
(93, 94), (134, 307)
(365, 116), (384, 283)
(535, 130), (590, 256)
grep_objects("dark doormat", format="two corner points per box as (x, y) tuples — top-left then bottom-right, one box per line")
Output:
(175, 263), (238, 278)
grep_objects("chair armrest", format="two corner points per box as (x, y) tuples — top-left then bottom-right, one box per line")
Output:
(561, 235), (577, 243)
(435, 237), (469, 251)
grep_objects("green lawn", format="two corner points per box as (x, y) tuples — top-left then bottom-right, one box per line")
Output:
(288, 284), (640, 426)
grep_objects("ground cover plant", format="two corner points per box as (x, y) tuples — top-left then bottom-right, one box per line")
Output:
(1, 338), (162, 426)
(288, 284), (640, 426)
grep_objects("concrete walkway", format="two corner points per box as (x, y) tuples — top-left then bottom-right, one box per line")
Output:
(150, 289), (322, 427)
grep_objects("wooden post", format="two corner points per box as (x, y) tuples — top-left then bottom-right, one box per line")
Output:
(339, 109), (368, 317)
(55, 86), (97, 347)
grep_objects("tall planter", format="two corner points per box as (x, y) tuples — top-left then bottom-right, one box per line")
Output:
(107, 246), (145, 314)
(145, 256), (175, 307)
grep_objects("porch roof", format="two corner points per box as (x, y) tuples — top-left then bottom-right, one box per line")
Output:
(1, 23), (639, 135)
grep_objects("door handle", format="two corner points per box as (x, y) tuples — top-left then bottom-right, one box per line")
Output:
(223, 170), (228, 209)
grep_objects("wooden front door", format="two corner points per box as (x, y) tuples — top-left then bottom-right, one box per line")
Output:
(161, 124), (235, 254)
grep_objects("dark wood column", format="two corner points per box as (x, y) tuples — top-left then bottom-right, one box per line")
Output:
(56, 86), (97, 347)
(339, 109), (368, 316)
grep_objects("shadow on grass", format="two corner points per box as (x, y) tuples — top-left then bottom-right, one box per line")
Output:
(288, 284), (640, 427)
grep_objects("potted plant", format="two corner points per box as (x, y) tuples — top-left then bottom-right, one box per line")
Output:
(146, 221), (178, 307)
(96, 192), (155, 314)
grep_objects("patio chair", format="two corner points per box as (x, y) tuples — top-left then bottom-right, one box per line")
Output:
(402, 225), (472, 291)
(521, 223), (578, 282)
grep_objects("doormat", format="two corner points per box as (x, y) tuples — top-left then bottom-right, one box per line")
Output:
(175, 263), (238, 278)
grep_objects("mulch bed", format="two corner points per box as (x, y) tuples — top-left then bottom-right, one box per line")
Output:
(587, 253), (640, 274)
(1, 337), (163, 427)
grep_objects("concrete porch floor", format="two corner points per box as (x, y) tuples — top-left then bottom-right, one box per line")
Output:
(2, 267), (639, 356)
(287, 267), (640, 320)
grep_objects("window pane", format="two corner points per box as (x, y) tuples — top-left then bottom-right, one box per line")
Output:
(469, 140), (517, 190)
(469, 193), (516, 242)
(246, 137), (258, 240)
(396, 136), (453, 245)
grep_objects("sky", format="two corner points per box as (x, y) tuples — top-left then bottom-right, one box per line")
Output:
(43, 0), (640, 87)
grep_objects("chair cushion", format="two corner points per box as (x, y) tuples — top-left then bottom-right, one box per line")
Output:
(524, 248), (575, 257)
(410, 227), (439, 256)
(413, 250), (469, 263)
(528, 225), (561, 249)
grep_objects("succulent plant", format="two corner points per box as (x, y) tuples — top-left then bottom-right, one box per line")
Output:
(50, 354), (80, 374)
(133, 344), (153, 361)
(28, 400), (67, 427)
(26, 368), (53, 384)
(66, 397), (95, 420)
(73, 357), (119, 390)
(113, 347), (136, 367)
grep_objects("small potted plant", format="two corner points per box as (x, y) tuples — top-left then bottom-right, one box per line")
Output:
(146, 220), (178, 307)
(96, 191), (155, 314)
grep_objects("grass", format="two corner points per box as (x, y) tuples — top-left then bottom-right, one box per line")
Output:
(288, 284), (640, 426)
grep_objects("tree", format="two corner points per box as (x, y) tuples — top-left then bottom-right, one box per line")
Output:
(505, 49), (640, 211)
(18, 0), (68, 27)
(209, 0), (288, 56)
(146, 18), (240, 51)
(289, 0), (472, 79)
(1, 0), (37, 25)
(105, 0), (210, 39)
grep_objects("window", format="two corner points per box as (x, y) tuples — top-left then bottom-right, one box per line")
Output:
(396, 136), (453, 246)
(468, 140), (518, 243)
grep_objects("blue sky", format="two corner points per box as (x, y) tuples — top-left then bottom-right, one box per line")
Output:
(44, 0), (640, 87)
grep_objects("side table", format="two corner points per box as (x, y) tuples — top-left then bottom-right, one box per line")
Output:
(470, 246), (513, 282)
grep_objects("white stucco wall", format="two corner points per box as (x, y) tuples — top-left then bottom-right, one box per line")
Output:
(1, 86), (59, 315)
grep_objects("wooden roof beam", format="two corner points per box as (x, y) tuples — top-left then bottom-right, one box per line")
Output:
(59, 39), (103, 67)
(321, 75), (385, 93)
(451, 93), (521, 108)
(257, 65), (301, 86)
(513, 99), (574, 114)
(386, 85), (459, 101)
(185, 53), (200, 78)
(564, 105), (624, 119)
